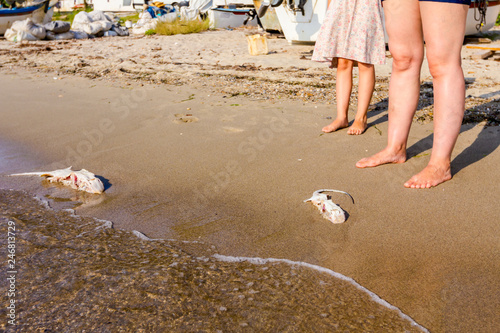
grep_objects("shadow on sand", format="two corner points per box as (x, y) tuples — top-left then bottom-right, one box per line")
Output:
(364, 81), (499, 176)
(96, 175), (112, 191)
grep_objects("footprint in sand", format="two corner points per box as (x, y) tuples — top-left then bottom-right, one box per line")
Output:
(173, 113), (199, 124)
(223, 127), (245, 133)
(220, 114), (237, 122)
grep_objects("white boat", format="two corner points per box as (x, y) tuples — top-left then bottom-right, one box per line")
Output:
(209, 0), (257, 29)
(262, 0), (500, 44)
(0, 0), (58, 35)
(466, 1), (500, 35)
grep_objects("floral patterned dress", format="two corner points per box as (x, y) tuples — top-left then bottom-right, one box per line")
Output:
(312, 0), (386, 67)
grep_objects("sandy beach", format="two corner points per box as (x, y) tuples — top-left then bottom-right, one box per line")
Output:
(0, 28), (499, 332)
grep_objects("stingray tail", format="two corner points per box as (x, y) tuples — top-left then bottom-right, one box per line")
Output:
(312, 189), (355, 204)
(10, 172), (48, 177)
(9, 166), (73, 177)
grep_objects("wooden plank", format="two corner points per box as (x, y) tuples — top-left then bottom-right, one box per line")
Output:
(466, 45), (500, 51)
(465, 37), (492, 44)
(472, 50), (494, 60)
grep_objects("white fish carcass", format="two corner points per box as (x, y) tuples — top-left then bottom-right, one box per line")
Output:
(10, 167), (105, 194)
(304, 189), (354, 224)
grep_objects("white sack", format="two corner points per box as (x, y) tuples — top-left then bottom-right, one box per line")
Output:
(5, 28), (39, 42)
(88, 10), (111, 22)
(159, 12), (177, 23)
(11, 18), (46, 40)
(72, 11), (93, 25)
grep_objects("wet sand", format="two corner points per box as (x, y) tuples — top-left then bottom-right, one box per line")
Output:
(0, 189), (426, 332)
(0, 30), (500, 332)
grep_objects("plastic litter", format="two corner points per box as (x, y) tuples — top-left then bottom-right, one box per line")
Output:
(103, 30), (118, 37)
(4, 10), (129, 42)
(54, 31), (75, 40)
(72, 30), (89, 39)
(9, 18), (46, 40)
(44, 21), (71, 34)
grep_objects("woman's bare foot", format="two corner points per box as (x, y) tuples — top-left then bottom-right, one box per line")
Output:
(347, 118), (367, 135)
(322, 118), (349, 133)
(356, 147), (406, 168)
(404, 163), (452, 189)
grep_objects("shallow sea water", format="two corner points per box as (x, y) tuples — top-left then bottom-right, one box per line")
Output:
(0, 189), (428, 332)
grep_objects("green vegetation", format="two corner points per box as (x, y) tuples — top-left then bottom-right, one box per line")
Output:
(154, 19), (210, 36)
(53, 8), (92, 23)
(145, 29), (156, 35)
(496, 13), (500, 25)
(118, 13), (140, 25)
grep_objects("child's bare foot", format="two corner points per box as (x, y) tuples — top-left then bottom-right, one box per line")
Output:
(347, 118), (367, 135)
(322, 119), (349, 133)
(404, 163), (452, 189)
(356, 147), (406, 168)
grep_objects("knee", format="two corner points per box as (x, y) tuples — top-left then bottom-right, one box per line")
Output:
(337, 58), (353, 71)
(390, 46), (423, 72)
(358, 62), (374, 73)
(427, 53), (462, 79)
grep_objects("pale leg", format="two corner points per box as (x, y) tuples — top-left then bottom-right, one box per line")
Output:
(356, 0), (423, 166)
(403, 3), (468, 188)
(348, 62), (374, 135)
(323, 58), (353, 133)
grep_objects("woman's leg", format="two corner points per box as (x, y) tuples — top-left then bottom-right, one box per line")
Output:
(356, 0), (424, 166)
(348, 62), (375, 135)
(404, 2), (468, 188)
(322, 58), (353, 133)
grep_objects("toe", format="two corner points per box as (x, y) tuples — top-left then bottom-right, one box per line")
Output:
(357, 159), (373, 168)
(356, 160), (366, 168)
(404, 177), (416, 188)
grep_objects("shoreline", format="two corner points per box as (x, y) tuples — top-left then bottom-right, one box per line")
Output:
(1, 29), (500, 332)
(0, 188), (427, 332)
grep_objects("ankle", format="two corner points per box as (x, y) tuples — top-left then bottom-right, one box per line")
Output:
(427, 160), (451, 172)
(386, 144), (407, 156)
(354, 115), (367, 122)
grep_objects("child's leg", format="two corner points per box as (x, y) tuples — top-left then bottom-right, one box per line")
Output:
(322, 58), (353, 133)
(347, 62), (375, 135)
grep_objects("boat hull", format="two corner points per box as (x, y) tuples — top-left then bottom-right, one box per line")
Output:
(274, 0), (327, 43)
(465, 1), (500, 35)
(253, 0), (282, 32)
(0, 0), (54, 35)
(209, 7), (258, 29)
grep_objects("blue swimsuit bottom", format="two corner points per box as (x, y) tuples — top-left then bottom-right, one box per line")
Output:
(382, 0), (471, 4)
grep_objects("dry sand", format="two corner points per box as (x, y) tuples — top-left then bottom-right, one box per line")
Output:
(0, 28), (499, 332)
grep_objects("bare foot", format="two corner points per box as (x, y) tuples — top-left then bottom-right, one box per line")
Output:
(356, 147), (406, 168)
(322, 118), (349, 133)
(347, 118), (367, 135)
(404, 164), (452, 189)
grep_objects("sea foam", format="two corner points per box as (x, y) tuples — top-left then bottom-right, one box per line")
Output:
(213, 254), (429, 333)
